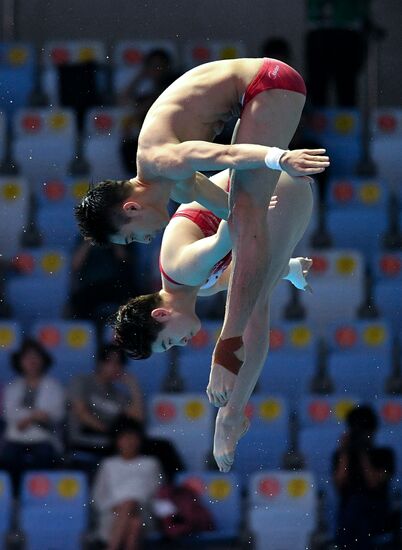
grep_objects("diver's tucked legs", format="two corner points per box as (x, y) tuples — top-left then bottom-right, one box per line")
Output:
(212, 175), (314, 471)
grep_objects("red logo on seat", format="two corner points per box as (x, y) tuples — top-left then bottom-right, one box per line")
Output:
(380, 255), (401, 277)
(335, 327), (358, 348)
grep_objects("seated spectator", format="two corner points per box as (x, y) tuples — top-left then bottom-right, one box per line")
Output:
(0, 339), (64, 491)
(332, 405), (396, 549)
(118, 49), (177, 108)
(92, 416), (163, 549)
(69, 237), (137, 323)
(68, 344), (144, 470)
(119, 49), (178, 175)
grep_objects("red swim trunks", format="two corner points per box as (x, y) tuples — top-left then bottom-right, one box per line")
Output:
(242, 58), (307, 114)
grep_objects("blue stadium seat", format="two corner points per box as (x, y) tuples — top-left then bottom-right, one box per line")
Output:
(299, 395), (360, 430)
(257, 323), (318, 403)
(326, 320), (391, 398)
(177, 320), (221, 391)
(373, 397), (402, 432)
(113, 40), (179, 95)
(0, 111), (6, 163)
(377, 426), (402, 482)
(148, 393), (214, 470)
(305, 109), (361, 176)
(5, 248), (69, 323)
(41, 41), (107, 106)
(31, 321), (96, 382)
(248, 471), (317, 550)
(176, 472), (241, 541)
(20, 471), (88, 550)
(0, 177), (29, 259)
(0, 43), (35, 116)
(0, 321), (22, 383)
(183, 40), (247, 69)
(127, 354), (170, 398)
(372, 252), (402, 326)
(234, 396), (289, 483)
(83, 108), (131, 180)
(0, 472), (12, 545)
(326, 177), (389, 258)
(12, 108), (77, 188)
(299, 425), (344, 487)
(371, 108), (402, 190)
(299, 250), (365, 330)
(270, 280), (292, 324)
(35, 178), (83, 249)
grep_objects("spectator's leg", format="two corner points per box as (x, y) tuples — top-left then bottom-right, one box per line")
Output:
(124, 514), (143, 550)
(108, 500), (141, 550)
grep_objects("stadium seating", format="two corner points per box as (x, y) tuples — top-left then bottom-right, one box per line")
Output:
(5, 248), (69, 324)
(326, 320), (392, 398)
(299, 250), (365, 329)
(305, 109), (361, 176)
(31, 320), (96, 382)
(372, 252), (402, 326)
(0, 43), (35, 117)
(0, 321), (22, 383)
(148, 393), (214, 470)
(35, 176), (89, 249)
(12, 108), (77, 188)
(177, 320), (221, 391)
(374, 397), (402, 481)
(83, 107), (132, 180)
(0, 111), (6, 163)
(248, 470), (317, 550)
(127, 354), (171, 398)
(20, 471), (88, 550)
(234, 395), (289, 482)
(298, 394), (360, 430)
(326, 177), (389, 259)
(299, 425), (344, 487)
(257, 322), (318, 403)
(183, 40), (247, 69)
(371, 108), (402, 190)
(0, 472), (12, 547)
(176, 471), (241, 541)
(41, 40), (107, 106)
(0, 176), (29, 259)
(113, 40), (179, 95)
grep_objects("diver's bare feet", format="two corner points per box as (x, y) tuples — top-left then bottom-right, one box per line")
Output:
(207, 339), (244, 407)
(213, 409), (250, 472)
(283, 257), (313, 292)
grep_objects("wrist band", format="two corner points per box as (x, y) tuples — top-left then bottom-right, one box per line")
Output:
(264, 147), (287, 170)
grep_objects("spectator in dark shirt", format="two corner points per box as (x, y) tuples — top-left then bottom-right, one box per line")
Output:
(119, 49), (179, 175)
(69, 237), (136, 323)
(305, 0), (370, 107)
(332, 405), (396, 549)
(68, 344), (144, 470)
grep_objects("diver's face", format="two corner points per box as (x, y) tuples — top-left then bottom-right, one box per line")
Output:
(110, 203), (169, 245)
(151, 310), (202, 353)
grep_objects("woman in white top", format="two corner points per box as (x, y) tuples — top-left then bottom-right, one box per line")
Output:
(0, 339), (65, 490)
(93, 417), (163, 549)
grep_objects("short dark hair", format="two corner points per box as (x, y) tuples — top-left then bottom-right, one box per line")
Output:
(112, 293), (163, 359)
(75, 180), (133, 246)
(97, 343), (127, 365)
(110, 415), (145, 447)
(12, 338), (53, 375)
(347, 405), (378, 434)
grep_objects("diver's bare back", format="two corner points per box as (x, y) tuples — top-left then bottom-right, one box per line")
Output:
(137, 58), (263, 169)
